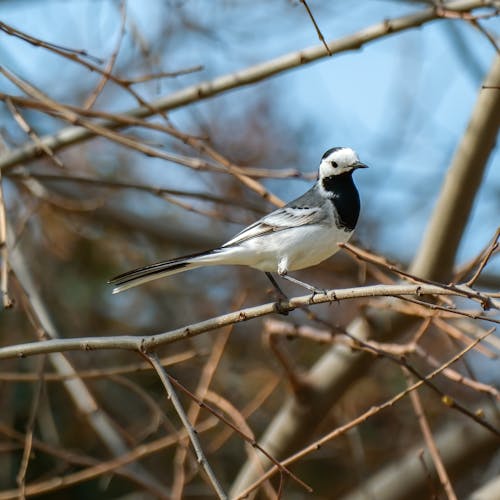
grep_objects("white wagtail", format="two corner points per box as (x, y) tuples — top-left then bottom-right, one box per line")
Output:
(109, 147), (367, 299)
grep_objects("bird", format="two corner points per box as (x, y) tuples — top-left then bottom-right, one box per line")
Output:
(109, 147), (367, 299)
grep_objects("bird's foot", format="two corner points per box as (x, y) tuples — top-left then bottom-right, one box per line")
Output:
(274, 299), (290, 316)
(308, 287), (328, 304)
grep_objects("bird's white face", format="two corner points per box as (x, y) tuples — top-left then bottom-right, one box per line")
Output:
(319, 147), (363, 179)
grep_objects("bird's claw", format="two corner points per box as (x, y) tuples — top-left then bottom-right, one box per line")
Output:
(275, 300), (289, 316)
(308, 288), (327, 303)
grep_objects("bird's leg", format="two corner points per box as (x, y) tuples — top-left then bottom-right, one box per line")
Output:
(265, 272), (289, 315)
(278, 271), (327, 298)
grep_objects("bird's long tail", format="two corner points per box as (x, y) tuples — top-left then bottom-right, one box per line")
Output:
(109, 248), (229, 294)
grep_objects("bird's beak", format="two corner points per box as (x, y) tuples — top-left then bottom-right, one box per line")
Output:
(353, 162), (368, 169)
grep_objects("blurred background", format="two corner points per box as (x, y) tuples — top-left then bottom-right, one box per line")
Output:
(0, 1), (499, 498)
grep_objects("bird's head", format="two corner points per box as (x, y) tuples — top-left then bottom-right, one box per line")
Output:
(319, 147), (368, 179)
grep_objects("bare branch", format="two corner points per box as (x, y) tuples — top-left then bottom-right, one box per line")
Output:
(0, 351), (196, 382)
(0, 20), (103, 64)
(299, 0), (332, 55)
(83, 0), (127, 109)
(16, 358), (45, 497)
(466, 227), (500, 286)
(121, 66), (204, 84)
(405, 371), (458, 500)
(0, 283), (496, 360)
(0, 142), (12, 309)
(145, 353), (227, 499)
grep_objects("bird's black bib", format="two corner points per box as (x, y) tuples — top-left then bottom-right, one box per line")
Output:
(322, 172), (361, 231)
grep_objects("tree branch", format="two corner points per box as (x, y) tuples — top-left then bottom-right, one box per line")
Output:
(145, 353), (227, 499)
(0, 283), (496, 360)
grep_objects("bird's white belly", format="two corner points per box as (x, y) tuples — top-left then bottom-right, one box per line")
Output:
(230, 224), (353, 273)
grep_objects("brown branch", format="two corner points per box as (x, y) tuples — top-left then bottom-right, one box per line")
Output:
(83, 0), (127, 109)
(308, 314), (500, 437)
(171, 304), (239, 500)
(6, 203), (163, 492)
(0, 141), (12, 309)
(5, 172), (267, 214)
(415, 345), (499, 399)
(144, 353), (227, 499)
(466, 227), (500, 286)
(4, 97), (65, 169)
(0, 422), (168, 495)
(0, 283), (496, 360)
(0, 21), (103, 64)
(167, 373), (312, 494)
(0, 351), (196, 382)
(121, 66), (204, 83)
(0, 433), (182, 500)
(16, 358), (46, 497)
(340, 242), (494, 309)
(208, 375), (280, 453)
(299, 0), (332, 55)
(405, 371), (458, 500)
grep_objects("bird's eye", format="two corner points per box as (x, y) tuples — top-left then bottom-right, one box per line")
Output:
(331, 161), (338, 168)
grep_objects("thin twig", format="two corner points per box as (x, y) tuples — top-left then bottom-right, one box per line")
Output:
(433, 316), (497, 358)
(405, 370), (458, 500)
(455, 231), (500, 284)
(6, 172), (267, 213)
(122, 66), (204, 83)
(0, 431), (184, 500)
(203, 391), (280, 499)
(266, 329), (308, 395)
(0, 421), (167, 495)
(397, 295), (499, 323)
(167, 374), (312, 493)
(466, 228), (500, 286)
(2, 92), (309, 181)
(340, 323), (500, 437)
(305, 313), (500, 437)
(0, 351), (195, 382)
(208, 375), (280, 452)
(16, 357), (46, 498)
(415, 345), (499, 399)
(0, 21), (103, 63)
(340, 242), (494, 309)
(417, 449), (440, 500)
(4, 97), (65, 169)
(83, 0), (127, 109)
(6, 215), (163, 491)
(144, 352), (227, 499)
(299, 0), (332, 55)
(171, 318), (235, 500)
(468, 18), (500, 53)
